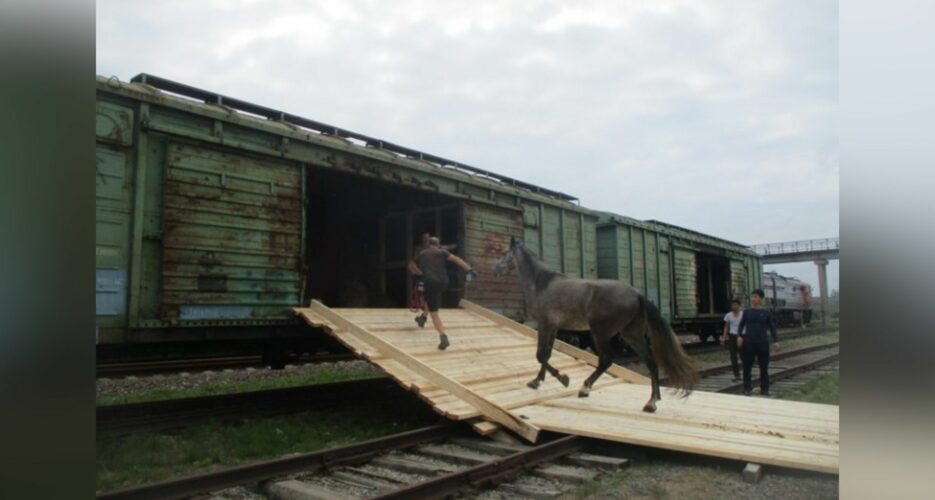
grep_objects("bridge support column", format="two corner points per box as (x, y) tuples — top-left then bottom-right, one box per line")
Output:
(815, 259), (829, 326)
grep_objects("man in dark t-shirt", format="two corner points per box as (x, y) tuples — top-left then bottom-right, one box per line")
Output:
(407, 237), (476, 350)
(737, 288), (781, 396)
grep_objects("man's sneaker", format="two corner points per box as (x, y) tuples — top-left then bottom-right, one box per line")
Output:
(743, 390), (753, 396)
(415, 314), (427, 328)
(438, 334), (450, 350)
(760, 392), (771, 397)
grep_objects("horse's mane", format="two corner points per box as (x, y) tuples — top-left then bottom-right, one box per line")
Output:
(517, 245), (565, 293)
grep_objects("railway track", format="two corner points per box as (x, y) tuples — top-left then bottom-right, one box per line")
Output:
(97, 424), (630, 500)
(615, 325), (837, 364)
(97, 326), (836, 379)
(97, 378), (406, 435)
(96, 352), (358, 378)
(701, 342), (840, 394)
(98, 343), (839, 499)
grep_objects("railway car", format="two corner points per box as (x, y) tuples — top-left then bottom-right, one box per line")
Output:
(761, 271), (813, 326)
(593, 213), (762, 344)
(96, 73), (598, 365)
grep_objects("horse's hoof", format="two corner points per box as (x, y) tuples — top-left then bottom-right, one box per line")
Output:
(527, 380), (540, 390)
(578, 389), (590, 398)
(642, 404), (657, 413)
(558, 374), (570, 387)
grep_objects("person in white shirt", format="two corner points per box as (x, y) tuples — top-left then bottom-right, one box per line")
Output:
(721, 299), (744, 382)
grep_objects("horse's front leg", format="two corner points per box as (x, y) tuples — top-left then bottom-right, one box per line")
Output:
(527, 364), (547, 389)
(528, 326), (569, 388)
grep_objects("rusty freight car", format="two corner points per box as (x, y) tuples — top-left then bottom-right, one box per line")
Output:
(96, 74), (597, 363)
(595, 213), (762, 343)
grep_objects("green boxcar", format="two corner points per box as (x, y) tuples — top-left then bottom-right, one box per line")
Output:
(596, 213), (762, 342)
(95, 74), (595, 356)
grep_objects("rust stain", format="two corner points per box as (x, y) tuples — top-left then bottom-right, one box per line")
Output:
(482, 234), (507, 256)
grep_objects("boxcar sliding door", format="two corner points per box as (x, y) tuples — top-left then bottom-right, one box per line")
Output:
(159, 142), (304, 322)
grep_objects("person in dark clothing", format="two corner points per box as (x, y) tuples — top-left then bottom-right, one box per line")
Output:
(737, 289), (781, 396)
(721, 299), (744, 382)
(407, 237), (476, 350)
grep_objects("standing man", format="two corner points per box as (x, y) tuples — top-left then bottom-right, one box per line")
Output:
(721, 299), (744, 382)
(407, 237), (477, 350)
(737, 289), (781, 396)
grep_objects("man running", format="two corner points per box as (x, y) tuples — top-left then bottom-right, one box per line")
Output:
(407, 237), (476, 350)
(737, 289), (781, 396)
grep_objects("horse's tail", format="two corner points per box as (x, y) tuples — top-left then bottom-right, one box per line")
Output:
(640, 295), (700, 397)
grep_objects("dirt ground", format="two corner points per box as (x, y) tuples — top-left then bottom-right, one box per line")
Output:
(566, 455), (838, 500)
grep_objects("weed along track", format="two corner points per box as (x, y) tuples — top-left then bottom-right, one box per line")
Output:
(97, 424), (633, 500)
(97, 378), (406, 435)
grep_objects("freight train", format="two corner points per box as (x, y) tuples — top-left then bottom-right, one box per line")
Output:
(95, 73), (761, 364)
(761, 271), (813, 326)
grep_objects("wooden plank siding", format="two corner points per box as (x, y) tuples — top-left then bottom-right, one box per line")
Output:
(159, 142), (304, 321)
(462, 202), (525, 319)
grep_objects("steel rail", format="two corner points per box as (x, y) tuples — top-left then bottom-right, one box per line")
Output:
(97, 352), (357, 378)
(96, 423), (459, 500)
(695, 341), (840, 379)
(97, 377), (401, 435)
(717, 349), (840, 394)
(372, 435), (585, 500)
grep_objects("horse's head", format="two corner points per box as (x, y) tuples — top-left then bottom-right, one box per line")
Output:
(493, 237), (524, 277)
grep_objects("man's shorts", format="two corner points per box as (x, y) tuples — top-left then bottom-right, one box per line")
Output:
(423, 280), (447, 312)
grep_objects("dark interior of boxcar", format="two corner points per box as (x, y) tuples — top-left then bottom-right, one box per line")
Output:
(695, 253), (730, 315)
(305, 167), (462, 309)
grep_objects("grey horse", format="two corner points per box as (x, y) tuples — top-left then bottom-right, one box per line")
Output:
(493, 237), (699, 412)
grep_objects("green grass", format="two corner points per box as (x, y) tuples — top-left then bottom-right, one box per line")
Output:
(779, 370), (839, 404)
(96, 398), (440, 491)
(97, 367), (383, 406)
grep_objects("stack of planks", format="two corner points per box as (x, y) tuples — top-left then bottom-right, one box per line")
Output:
(295, 300), (648, 439)
(293, 300), (838, 474)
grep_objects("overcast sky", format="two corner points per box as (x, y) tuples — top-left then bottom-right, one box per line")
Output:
(97, 0), (839, 293)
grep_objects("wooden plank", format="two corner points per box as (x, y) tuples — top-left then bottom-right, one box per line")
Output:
(459, 299), (649, 385)
(516, 403), (838, 473)
(304, 301), (540, 442)
(469, 419), (500, 436)
(439, 377), (627, 420)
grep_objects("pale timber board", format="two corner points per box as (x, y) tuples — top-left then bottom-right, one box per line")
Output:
(539, 399), (837, 446)
(546, 385), (839, 432)
(301, 302), (541, 442)
(294, 305), (837, 473)
(439, 378), (628, 420)
(518, 404), (838, 473)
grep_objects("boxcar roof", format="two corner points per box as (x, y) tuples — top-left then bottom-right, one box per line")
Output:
(113, 73), (579, 204)
(597, 212), (757, 256)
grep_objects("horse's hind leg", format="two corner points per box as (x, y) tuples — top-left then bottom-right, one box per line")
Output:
(579, 331), (614, 397)
(622, 326), (660, 412)
(643, 348), (662, 413)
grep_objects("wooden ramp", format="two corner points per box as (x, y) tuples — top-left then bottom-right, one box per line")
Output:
(294, 300), (838, 474)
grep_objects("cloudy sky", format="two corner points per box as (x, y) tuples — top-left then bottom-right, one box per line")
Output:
(97, 0), (838, 293)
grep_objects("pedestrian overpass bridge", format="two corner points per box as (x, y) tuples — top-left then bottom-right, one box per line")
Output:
(750, 237), (839, 264)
